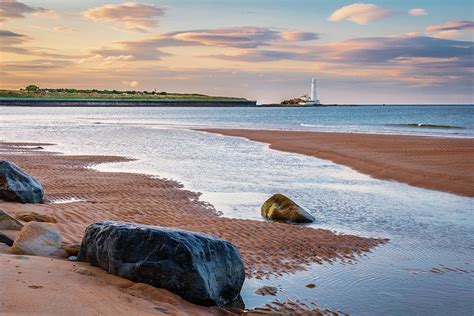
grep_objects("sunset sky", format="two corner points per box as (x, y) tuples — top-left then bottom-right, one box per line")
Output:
(1, 0), (473, 103)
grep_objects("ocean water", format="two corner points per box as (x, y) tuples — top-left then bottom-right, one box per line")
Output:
(0, 105), (473, 315)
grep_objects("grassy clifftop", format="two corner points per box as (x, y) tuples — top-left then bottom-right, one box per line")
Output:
(0, 86), (246, 101)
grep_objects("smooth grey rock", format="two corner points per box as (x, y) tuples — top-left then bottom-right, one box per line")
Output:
(0, 210), (24, 230)
(261, 193), (316, 223)
(0, 232), (13, 246)
(78, 221), (245, 307)
(0, 160), (44, 203)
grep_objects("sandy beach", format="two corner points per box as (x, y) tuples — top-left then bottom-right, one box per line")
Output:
(0, 141), (384, 314)
(201, 129), (474, 197)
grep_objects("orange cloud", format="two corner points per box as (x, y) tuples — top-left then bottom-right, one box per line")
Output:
(82, 2), (165, 32)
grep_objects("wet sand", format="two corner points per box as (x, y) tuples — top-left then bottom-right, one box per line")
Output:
(0, 142), (384, 314)
(201, 129), (474, 197)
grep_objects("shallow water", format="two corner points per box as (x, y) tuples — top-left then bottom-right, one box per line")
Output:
(1, 106), (473, 315)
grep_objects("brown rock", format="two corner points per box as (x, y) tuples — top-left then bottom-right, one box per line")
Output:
(11, 221), (62, 256)
(254, 285), (279, 296)
(15, 212), (57, 223)
(62, 243), (81, 256)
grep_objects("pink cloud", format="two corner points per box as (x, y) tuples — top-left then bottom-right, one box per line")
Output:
(426, 20), (474, 32)
(82, 2), (165, 32)
(408, 8), (427, 16)
(328, 3), (394, 25)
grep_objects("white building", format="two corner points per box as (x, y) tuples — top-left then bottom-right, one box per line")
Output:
(299, 78), (320, 105)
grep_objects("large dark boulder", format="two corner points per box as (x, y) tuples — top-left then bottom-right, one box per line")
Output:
(77, 221), (245, 307)
(0, 160), (44, 204)
(261, 193), (316, 223)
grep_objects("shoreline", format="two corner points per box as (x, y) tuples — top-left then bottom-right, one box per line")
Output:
(0, 141), (385, 313)
(200, 129), (474, 197)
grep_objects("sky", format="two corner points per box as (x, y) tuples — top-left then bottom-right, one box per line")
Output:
(0, 0), (473, 104)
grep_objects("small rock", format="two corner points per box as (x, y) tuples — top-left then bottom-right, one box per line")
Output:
(154, 306), (169, 313)
(11, 221), (62, 256)
(305, 283), (316, 289)
(261, 194), (315, 223)
(0, 210), (24, 230)
(0, 160), (44, 203)
(67, 256), (77, 261)
(0, 232), (14, 246)
(255, 285), (279, 296)
(28, 285), (43, 289)
(62, 243), (81, 256)
(73, 268), (95, 277)
(15, 212), (57, 223)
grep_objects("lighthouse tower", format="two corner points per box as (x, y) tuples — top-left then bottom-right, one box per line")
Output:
(310, 78), (319, 103)
(298, 77), (321, 105)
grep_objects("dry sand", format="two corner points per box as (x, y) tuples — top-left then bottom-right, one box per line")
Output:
(201, 129), (474, 197)
(0, 141), (384, 314)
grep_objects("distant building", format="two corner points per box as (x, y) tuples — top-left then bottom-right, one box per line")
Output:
(299, 78), (320, 105)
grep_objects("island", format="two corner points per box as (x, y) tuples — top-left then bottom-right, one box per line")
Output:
(0, 85), (257, 107)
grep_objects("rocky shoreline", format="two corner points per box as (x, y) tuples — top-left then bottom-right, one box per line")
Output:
(0, 141), (386, 313)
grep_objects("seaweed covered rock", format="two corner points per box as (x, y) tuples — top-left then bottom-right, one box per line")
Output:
(11, 221), (62, 256)
(78, 221), (245, 307)
(0, 160), (44, 203)
(261, 194), (315, 223)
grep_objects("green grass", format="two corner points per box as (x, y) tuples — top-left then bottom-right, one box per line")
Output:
(0, 89), (246, 101)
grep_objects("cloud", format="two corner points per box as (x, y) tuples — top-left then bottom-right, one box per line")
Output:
(88, 43), (170, 61)
(426, 20), (474, 32)
(164, 27), (282, 48)
(82, 2), (165, 32)
(122, 80), (139, 88)
(281, 31), (319, 41)
(328, 3), (395, 25)
(211, 49), (315, 62)
(78, 54), (135, 65)
(86, 26), (319, 61)
(207, 35), (473, 89)
(0, 0), (55, 21)
(0, 29), (29, 45)
(408, 8), (427, 16)
(0, 29), (80, 58)
(157, 27), (318, 48)
(52, 27), (75, 32)
(0, 59), (74, 72)
(426, 20), (474, 39)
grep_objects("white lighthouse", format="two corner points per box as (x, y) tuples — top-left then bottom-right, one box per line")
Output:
(310, 78), (318, 102)
(299, 77), (320, 105)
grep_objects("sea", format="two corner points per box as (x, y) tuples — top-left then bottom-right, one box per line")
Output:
(1, 105), (473, 315)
